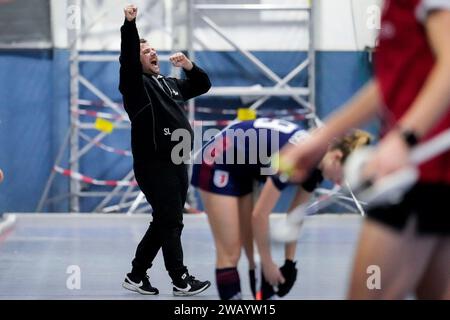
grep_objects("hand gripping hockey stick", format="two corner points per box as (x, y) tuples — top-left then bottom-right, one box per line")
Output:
(272, 128), (450, 243)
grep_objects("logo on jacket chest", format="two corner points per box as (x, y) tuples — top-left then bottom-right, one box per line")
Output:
(163, 128), (172, 136)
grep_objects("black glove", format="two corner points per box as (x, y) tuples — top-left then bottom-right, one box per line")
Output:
(260, 270), (276, 300)
(276, 259), (298, 297)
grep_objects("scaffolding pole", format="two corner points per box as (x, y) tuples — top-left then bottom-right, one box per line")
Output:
(308, 1), (317, 127)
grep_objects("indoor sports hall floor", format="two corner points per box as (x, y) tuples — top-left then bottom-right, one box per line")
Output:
(0, 214), (362, 300)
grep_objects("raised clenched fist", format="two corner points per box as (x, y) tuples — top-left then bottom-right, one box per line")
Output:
(169, 52), (193, 71)
(124, 4), (137, 22)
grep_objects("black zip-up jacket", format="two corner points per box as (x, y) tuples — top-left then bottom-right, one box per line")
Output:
(119, 19), (211, 163)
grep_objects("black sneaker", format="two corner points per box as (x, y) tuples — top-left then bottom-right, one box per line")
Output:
(122, 273), (159, 295)
(172, 272), (211, 297)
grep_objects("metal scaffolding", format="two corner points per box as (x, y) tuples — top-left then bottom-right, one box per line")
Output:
(127, 0), (319, 213)
(37, 0), (363, 215)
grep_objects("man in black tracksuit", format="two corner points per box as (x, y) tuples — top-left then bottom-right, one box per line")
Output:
(119, 5), (211, 296)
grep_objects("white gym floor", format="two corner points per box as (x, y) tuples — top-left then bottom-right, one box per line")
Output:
(0, 213), (363, 300)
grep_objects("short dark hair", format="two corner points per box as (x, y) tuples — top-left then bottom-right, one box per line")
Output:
(140, 38), (147, 44)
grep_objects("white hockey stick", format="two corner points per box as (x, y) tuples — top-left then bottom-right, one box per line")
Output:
(271, 185), (342, 242)
(346, 128), (450, 206)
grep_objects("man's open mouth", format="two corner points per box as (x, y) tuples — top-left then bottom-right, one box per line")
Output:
(150, 60), (158, 66)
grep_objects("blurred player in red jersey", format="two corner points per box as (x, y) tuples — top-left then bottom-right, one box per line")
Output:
(280, 0), (450, 299)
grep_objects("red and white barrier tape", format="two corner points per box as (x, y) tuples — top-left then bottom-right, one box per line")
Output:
(73, 112), (306, 128)
(79, 134), (132, 157)
(195, 107), (237, 115)
(192, 120), (232, 126)
(77, 99), (124, 108)
(259, 110), (310, 118)
(72, 108), (129, 122)
(53, 166), (137, 187)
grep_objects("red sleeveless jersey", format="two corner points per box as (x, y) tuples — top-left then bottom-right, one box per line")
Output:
(375, 0), (450, 183)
